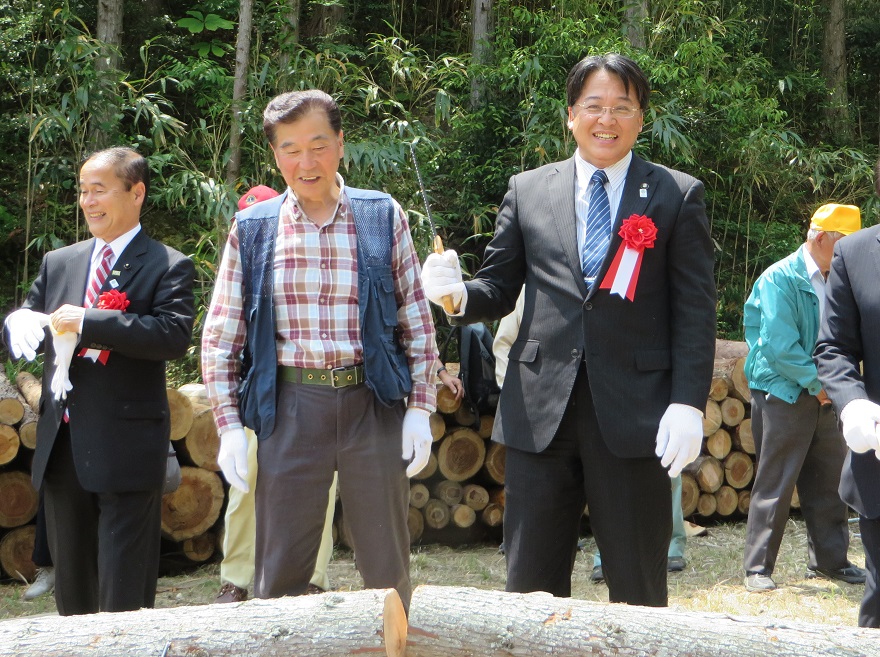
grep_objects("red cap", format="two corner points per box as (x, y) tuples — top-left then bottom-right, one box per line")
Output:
(238, 185), (279, 210)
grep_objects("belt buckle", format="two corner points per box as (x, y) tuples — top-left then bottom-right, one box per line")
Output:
(331, 365), (351, 389)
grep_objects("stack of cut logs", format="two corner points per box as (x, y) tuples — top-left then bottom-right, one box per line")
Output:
(1, 339), (773, 583)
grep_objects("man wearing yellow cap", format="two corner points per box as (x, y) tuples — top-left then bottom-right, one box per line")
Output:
(742, 203), (866, 592)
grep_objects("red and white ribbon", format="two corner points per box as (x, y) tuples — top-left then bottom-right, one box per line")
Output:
(600, 244), (644, 301)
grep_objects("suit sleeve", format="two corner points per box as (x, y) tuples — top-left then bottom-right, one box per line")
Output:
(814, 241), (866, 415)
(79, 251), (196, 361)
(666, 177), (717, 409)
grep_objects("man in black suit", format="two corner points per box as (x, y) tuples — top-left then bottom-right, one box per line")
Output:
(814, 157), (880, 627)
(421, 53), (716, 606)
(5, 147), (196, 615)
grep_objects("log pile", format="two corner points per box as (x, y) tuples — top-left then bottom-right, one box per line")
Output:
(0, 374), (226, 584)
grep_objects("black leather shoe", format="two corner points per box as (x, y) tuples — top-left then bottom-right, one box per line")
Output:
(667, 556), (687, 572)
(590, 565), (605, 583)
(806, 564), (867, 584)
(745, 573), (777, 591)
(215, 583), (248, 603)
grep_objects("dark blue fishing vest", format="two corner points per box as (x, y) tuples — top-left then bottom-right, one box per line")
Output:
(235, 188), (413, 439)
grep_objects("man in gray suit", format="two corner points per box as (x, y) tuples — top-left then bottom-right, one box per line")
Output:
(814, 157), (880, 627)
(421, 53), (716, 606)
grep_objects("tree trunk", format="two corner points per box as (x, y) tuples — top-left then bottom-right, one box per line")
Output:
(469, 0), (493, 108)
(0, 524), (35, 581)
(0, 588), (407, 657)
(96, 0), (123, 72)
(822, 0), (852, 144)
(14, 371), (41, 413)
(160, 467), (224, 541)
(0, 471), (39, 529)
(226, 0), (254, 186)
(623, 0), (647, 49)
(405, 585), (880, 656)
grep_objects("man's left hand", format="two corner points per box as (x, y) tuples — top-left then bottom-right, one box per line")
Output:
(402, 408), (433, 478)
(50, 304), (86, 335)
(655, 403), (703, 478)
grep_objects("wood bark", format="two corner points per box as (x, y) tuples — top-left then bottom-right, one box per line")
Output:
(468, 0), (493, 108)
(14, 371), (41, 413)
(160, 467), (224, 541)
(822, 0), (852, 143)
(0, 588), (407, 657)
(0, 471), (39, 528)
(0, 524), (35, 581)
(405, 585), (880, 657)
(225, 0), (253, 185)
(437, 428), (485, 482)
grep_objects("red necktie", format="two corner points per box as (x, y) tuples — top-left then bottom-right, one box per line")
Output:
(85, 245), (113, 308)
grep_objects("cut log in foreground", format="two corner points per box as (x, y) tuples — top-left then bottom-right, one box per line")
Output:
(405, 585), (879, 657)
(0, 588), (407, 657)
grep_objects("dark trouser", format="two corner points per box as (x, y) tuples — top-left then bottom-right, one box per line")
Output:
(31, 492), (52, 567)
(744, 390), (849, 575)
(43, 425), (162, 616)
(503, 364), (671, 606)
(254, 380), (411, 609)
(859, 516), (880, 627)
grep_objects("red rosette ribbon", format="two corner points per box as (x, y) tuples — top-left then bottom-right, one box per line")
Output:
(79, 290), (129, 364)
(599, 215), (657, 301)
(96, 289), (130, 311)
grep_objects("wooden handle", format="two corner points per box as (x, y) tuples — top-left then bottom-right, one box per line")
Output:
(432, 235), (459, 314)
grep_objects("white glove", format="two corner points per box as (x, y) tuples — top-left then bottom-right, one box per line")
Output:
(217, 427), (250, 492)
(840, 399), (880, 457)
(49, 327), (78, 401)
(655, 403), (704, 478)
(421, 250), (464, 312)
(6, 309), (50, 361)
(402, 408), (433, 478)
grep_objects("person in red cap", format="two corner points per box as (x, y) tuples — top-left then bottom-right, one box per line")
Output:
(237, 185), (279, 210)
(743, 203), (866, 593)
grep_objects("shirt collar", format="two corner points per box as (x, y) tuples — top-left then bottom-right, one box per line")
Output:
(574, 151), (632, 193)
(801, 244), (823, 282)
(284, 173), (346, 224)
(95, 223), (141, 262)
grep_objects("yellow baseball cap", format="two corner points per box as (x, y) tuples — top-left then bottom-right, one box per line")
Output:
(809, 203), (861, 235)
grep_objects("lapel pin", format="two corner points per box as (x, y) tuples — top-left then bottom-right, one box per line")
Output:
(109, 279), (119, 288)
(112, 270), (121, 276)
(124, 263), (131, 270)
(639, 183), (648, 198)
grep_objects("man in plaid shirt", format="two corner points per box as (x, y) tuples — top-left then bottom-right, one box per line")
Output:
(201, 90), (437, 610)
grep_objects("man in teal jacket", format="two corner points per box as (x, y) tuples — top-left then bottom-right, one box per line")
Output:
(742, 203), (866, 592)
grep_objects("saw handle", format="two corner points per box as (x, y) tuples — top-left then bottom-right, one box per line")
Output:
(432, 235), (459, 315)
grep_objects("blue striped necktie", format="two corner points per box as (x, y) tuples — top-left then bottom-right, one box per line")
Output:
(582, 169), (611, 285)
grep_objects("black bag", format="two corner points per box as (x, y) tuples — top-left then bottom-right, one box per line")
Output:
(442, 323), (500, 426)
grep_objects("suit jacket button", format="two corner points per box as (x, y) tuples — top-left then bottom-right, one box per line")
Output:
(585, 302), (593, 310)
(571, 349), (579, 359)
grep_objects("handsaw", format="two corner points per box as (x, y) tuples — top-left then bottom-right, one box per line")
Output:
(409, 142), (457, 314)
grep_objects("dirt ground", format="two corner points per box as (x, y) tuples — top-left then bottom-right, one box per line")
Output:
(0, 516), (867, 628)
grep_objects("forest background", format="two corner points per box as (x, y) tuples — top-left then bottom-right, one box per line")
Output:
(1, 0), (879, 384)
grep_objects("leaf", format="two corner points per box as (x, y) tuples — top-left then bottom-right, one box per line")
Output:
(176, 18), (205, 34)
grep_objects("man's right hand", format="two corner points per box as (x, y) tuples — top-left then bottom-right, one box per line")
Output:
(217, 428), (250, 492)
(6, 308), (50, 361)
(840, 399), (880, 456)
(421, 250), (464, 312)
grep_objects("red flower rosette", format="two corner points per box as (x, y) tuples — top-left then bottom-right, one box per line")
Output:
(599, 215), (658, 301)
(96, 289), (130, 311)
(618, 214), (658, 250)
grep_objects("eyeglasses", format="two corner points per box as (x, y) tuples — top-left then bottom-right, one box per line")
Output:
(573, 103), (642, 119)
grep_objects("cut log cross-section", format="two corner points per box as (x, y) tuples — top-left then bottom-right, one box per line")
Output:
(461, 484), (489, 511)
(0, 524), (36, 581)
(423, 498), (451, 530)
(179, 403), (220, 471)
(408, 506), (425, 543)
(683, 456), (724, 494)
(724, 451), (755, 489)
(166, 387), (194, 441)
(0, 371), (26, 426)
(409, 483), (430, 509)
(161, 466), (225, 542)
(0, 471), (39, 528)
(435, 383), (462, 415)
(481, 442), (506, 486)
(714, 485), (739, 517)
(14, 371), (42, 413)
(734, 419), (756, 455)
(720, 397), (746, 427)
(433, 480), (463, 507)
(704, 428), (732, 460)
(437, 428), (485, 482)
(680, 473), (700, 518)
(0, 424), (19, 466)
(702, 399), (723, 437)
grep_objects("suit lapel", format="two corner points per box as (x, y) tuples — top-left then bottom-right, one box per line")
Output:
(548, 157), (589, 296)
(104, 230), (149, 294)
(62, 239), (98, 306)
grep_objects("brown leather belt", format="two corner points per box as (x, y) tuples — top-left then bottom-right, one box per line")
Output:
(278, 364), (365, 388)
